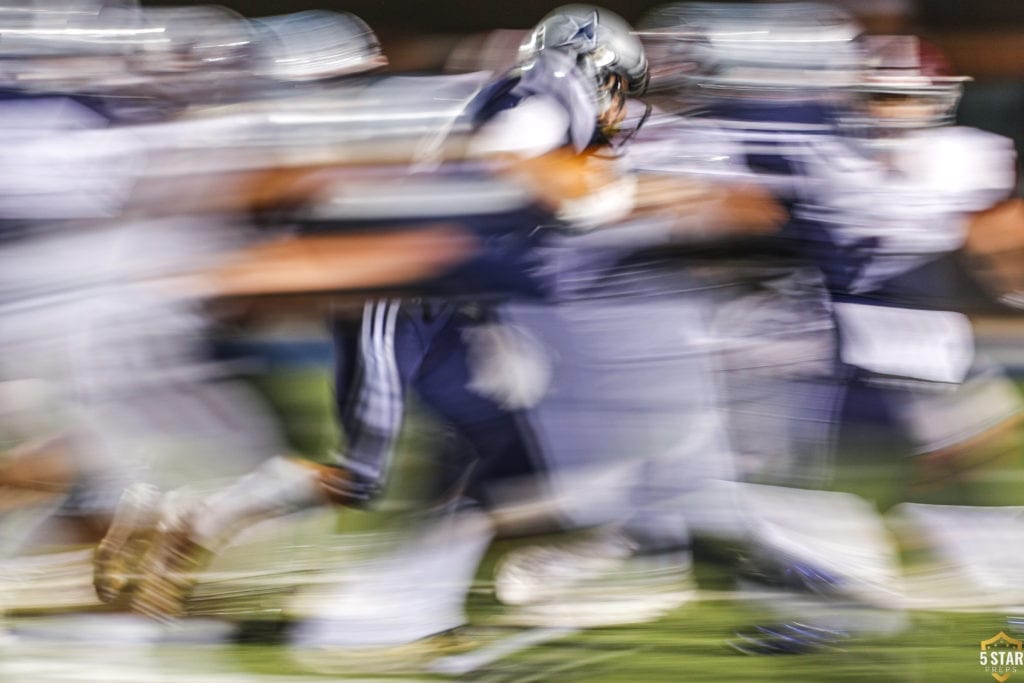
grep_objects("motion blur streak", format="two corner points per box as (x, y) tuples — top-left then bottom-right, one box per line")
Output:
(0, 2), (1022, 682)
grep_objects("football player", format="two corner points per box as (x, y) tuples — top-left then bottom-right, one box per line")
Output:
(105, 1), (796, 643)
(96, 5), (660, 643)
(822, 35), (1021, 497)
(0, 2), (276, 553)
(816, 36), (1024, 608)
(0, 3), (335, 588)
(610, 2), (911, 653)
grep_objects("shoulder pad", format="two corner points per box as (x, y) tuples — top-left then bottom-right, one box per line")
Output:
(900, 127), (1016, 212)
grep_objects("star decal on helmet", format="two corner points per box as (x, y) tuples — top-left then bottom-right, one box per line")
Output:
(557, 12), (600, 52)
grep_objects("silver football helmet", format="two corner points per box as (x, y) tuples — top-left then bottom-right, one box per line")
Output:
(252, 11), (387, 82)
(0, 1), (144, 90)
(128, 6), (256, 77)
(520, 5), (648, 119)
(639, 2), (864, 96)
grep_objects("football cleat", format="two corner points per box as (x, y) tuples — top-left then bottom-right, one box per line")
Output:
(494, 529), (695, 627)
(93, 483), (162, 605)
(129, 492), (214, 621)
(736, 553), (847, 596)
(727, 621), (850, 655)
(496, 530), (638, 605)
(291, 628), (474, 675)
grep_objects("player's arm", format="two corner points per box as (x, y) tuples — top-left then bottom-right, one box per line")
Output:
(173, 225), (478, 299)
(501, 147), (786, 235)
(962, 197), (1024, 305)
(632, 174), (787, 237)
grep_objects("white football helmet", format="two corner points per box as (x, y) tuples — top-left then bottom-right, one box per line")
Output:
(252, 11), (387, 82)
(638, 2), (864, 96)
(855, 34), (969, 130)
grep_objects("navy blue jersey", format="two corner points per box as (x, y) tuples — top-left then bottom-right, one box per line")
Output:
(697, 98), (877, 295)
(467, 49), (600, 153)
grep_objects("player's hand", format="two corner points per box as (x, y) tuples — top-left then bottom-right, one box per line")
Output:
(289, 459), (381, 506)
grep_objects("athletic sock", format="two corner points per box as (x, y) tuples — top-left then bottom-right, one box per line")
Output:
(192, 456), (324, 548)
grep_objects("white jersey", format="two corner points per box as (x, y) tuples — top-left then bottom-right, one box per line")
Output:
(0, 97), (140, 222)
(799, 126), (1016, 294)
(791, 126), (1015, 383)
(0, 97), (280, 503)
(626, 108), (751, 181)
(565, 107), (759, 249)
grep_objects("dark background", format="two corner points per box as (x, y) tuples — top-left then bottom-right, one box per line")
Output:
(154, 0), (1023, 165)
(144, 0), (1023, 33)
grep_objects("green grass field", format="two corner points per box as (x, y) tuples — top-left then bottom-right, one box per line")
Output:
(2, 367), (1022, 682)
(4, 575), (1015, 682)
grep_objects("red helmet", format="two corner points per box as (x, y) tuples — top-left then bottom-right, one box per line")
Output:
(857, 35), (969, 127)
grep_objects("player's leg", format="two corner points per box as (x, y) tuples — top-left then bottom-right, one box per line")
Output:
(711, 287), (907, 653)
(0, 435), (77, 498)
(110, 299), (417, 618)
(709, 266), (843, 488)
(887, 356), (1024, 606)
(898, 357), (1024, 504)
(410, 306), (546, 508)
(289, 302), (511, 650)
(488, 289), (735, 625)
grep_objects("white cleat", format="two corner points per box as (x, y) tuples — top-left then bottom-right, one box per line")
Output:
(494, 529), (695, 627)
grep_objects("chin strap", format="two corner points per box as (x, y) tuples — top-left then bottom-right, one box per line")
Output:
(593, 101), (653, 158)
